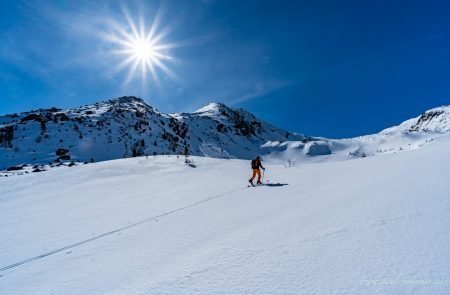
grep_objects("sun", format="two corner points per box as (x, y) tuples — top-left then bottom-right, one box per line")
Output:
(131, 39), (156, 61)
(104, 6), (180, 85)
(119, 34), (163, 75)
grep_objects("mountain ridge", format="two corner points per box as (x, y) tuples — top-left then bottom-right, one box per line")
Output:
(0, 96), (306, 170)
(1, 96), (450, 171)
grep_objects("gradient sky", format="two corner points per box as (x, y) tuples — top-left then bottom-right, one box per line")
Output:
(1, 0), (450, 138)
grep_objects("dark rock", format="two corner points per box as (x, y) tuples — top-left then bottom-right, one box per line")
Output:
(54, 113), (70, 121)
(56, 148), (69, 156)
(48, 107), (62, 112)
(0, 125), (14, 147)
(409, 111), (445, 132)
(6, 165), (23, 171)
(21, 113), (47, 123)
(57, 155), (71, 161)
(217, 123), (228, 133)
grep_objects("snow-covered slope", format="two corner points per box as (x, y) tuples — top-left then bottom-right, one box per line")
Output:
(1, 137), (449, 294)
(263, 105), (450, 164)
(0, 97), (306, 170)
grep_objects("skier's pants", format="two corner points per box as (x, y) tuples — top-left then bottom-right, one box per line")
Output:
(250, 169), (261, 183)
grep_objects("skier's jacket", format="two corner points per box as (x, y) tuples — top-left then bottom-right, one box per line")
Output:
(251, 159), (264, 170)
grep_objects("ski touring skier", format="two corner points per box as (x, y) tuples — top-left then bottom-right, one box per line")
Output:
(249, 156), (265, 186)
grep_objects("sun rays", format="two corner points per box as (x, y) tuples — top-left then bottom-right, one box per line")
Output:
(103, 4), (180, 86)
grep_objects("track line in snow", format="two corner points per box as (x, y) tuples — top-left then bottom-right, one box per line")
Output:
(0, 186), (248, 273)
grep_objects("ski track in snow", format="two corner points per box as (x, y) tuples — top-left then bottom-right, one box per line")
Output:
(0, 185), (246, 272)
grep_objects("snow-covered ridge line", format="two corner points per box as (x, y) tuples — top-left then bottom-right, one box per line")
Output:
(260, 104), (450, 164)
(1, 96), (450, 171)
(0, 96), (307, 170)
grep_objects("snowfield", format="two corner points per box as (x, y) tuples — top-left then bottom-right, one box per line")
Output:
(1, 137), (450, 294)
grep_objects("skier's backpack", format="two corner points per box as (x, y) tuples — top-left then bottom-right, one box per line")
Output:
(251, 159), (258, 169)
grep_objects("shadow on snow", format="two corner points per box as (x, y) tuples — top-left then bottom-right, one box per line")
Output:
(264, 183), (288, 187)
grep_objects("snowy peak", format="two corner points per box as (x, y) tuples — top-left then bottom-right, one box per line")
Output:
(192, 102), (240, 121)
(408, 106), (450, 132)
(189, 102), (302, 141)
(108, 96), (146, 104)
(194, 102), (229, 115)
(105, 96), (155, 112)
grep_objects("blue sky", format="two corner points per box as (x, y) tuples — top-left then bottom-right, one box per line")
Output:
(1, 0), (450, 137)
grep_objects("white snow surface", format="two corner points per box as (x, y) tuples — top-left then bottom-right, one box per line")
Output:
(1, 136), (450, 294)
(263, 105), (450, 164)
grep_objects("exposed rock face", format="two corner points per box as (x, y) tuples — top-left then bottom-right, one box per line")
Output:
(408, 107), (450, 132)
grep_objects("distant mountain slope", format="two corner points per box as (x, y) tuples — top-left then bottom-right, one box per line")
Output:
(0, 96), (306, 169)
(385, 105), (450, 133)
(263, 105), (450, 163)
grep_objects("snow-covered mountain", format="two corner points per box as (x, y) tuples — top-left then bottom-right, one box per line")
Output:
(2, 97), (450, 171)
(263, 105), (450, 164)
(0, 96), (306, 170)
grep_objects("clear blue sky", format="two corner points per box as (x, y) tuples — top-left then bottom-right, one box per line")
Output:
(1, 0), (450, 137)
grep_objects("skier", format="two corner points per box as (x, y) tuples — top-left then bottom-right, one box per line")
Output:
(249, 156), (265, 186)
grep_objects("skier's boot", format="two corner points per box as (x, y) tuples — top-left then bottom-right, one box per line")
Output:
(249, 179), (255, 187)
(257, 181), (263, 185)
